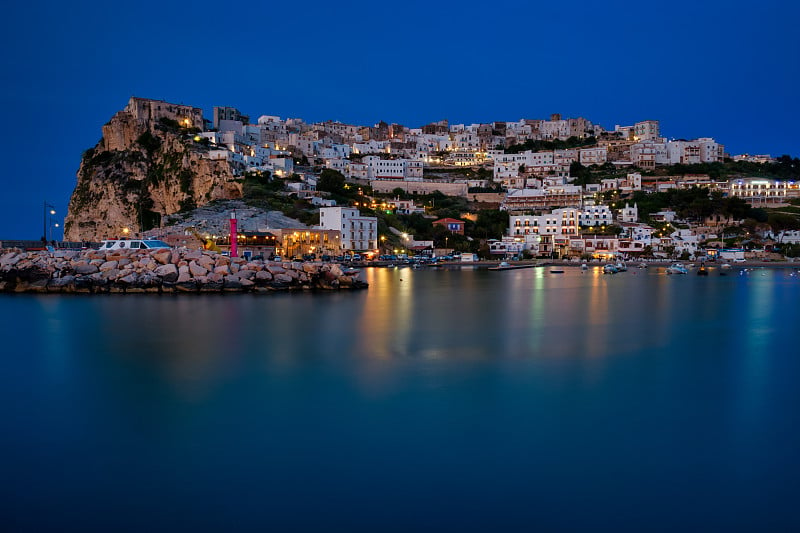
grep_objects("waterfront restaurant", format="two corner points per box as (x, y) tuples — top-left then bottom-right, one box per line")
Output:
(271, 228), (341, 258)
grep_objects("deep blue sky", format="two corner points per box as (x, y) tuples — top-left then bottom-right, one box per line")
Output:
(1, 0), (797, 239)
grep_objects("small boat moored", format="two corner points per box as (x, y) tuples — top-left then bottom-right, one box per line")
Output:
(487, 261), (512, 271)
(666, 263), (689, 275)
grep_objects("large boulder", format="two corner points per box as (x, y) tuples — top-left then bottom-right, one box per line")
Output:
(99, 260), (118, 272)
(189, 261), (208, 277)
(154, 263), (178, 277)
(234, 269), (255, 280)
(273, 273), (293, 284)
(101, 268), (120, 281)
(75, 263), (99, 275)
(198, 255), (215, 270)
(118, 273), (139, 285)
(152, 248), (172, 265)
(155, 263), (178, 283)
(0, 252), (20, 268)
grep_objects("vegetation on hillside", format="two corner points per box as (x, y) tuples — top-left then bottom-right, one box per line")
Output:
(503, 136), (597, 154)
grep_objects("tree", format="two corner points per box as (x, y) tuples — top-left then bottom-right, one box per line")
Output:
(768, 213), (800, 234)
(471, 209), (509, 240)
(317, 169), (346, 194)
(392, 187), (409, 200)
(569, 161), (593, 185)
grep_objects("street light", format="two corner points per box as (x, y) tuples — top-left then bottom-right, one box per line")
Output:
(43, 201), (56, 242)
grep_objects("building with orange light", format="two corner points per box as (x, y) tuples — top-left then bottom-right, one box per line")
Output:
(270, 228), (341, 258)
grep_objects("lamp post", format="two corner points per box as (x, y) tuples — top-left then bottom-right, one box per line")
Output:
(43, 201), (55, 242)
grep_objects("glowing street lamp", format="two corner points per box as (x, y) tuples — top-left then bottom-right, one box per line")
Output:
(42, 201), (56, 242)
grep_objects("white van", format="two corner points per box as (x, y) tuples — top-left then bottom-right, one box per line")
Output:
(98, 239), (171, 251)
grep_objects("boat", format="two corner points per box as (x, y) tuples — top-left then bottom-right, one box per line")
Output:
(342, 267), (361, 275)
(615, 262), (628, 272)
(603, 264), (619, 274)
(97, 238), (171, 251)
(580, 263), (588, 271)
(638, 262), (648, 269)
(488, 262), (512, 271)
(488, 261), (512, 271)
(488, 261), (539, 271)
(666, 263), (688, 275)
(550, 268), (565, 274)
(697, 264), (709, 276)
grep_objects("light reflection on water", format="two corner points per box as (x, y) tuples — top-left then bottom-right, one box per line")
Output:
(2, 266), (800, 531)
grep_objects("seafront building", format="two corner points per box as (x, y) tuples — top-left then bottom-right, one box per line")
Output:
(318, 207), (378, 253)
(728, 178), (799, 205)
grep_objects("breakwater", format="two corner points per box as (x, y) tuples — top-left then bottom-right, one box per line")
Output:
(0, 248), (366, 294)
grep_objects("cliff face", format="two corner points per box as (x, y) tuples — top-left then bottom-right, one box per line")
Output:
(65, 98), (242, 241)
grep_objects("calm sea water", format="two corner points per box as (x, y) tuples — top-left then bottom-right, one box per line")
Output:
(2, 266), (800, 531)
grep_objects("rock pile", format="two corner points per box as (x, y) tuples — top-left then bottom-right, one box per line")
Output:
(0, 248), (367, 294)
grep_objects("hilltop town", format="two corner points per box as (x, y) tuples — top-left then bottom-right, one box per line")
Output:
(62, 97), (800, 263)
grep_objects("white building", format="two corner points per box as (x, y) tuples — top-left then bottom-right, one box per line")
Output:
(501, 185), (583, 211)
(666, 138), (724, 164)
(579, 146), (608, 166)
(775, 230), (800, 244)
(633, 120), (660, 141)
(362, 156), (424, 180)
(728, 178), (795, 205)
(579, 205), (613, 227)
(618, 203), (638, 224)
(318, 207), (378, 252)
(631, 141), (668, 168)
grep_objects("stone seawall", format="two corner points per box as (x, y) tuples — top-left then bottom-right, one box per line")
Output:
(0, 248), (367, 294)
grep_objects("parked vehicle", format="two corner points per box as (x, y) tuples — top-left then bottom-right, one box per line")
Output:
(98, 239), (170, 251)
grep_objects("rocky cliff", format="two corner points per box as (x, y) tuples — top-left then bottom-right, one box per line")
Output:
(64, 97), (242, 241)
